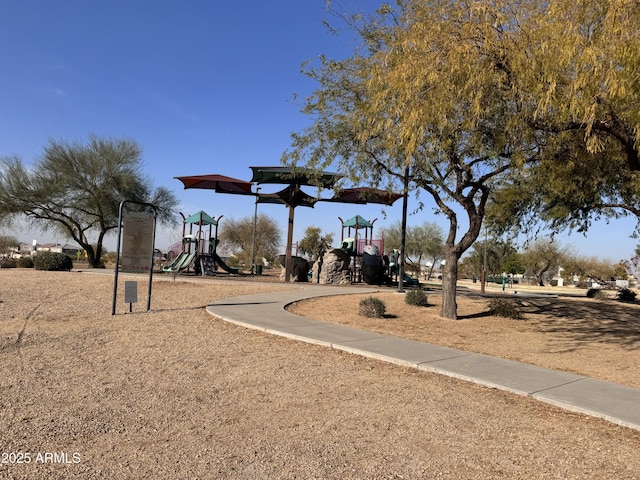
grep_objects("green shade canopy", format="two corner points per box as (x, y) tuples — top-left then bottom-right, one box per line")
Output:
(256, 185), (317, 209)
(342, 215), (373, 228)
(249, 166), (342, 188)
(185, 210), (217, 225)
(323, 187), (403, 206)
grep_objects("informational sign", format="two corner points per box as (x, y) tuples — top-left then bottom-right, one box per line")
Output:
(121, 210), (154, 272)
(124, 281), (138, 304)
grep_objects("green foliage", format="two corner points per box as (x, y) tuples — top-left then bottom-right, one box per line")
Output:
(298, 226), (334, 261)
(461, 238), (521, 277)
(502, 253), (525, 276)
(358, 296), (386, 318)
(381, 221), (444, 277)
(17, 257), (34, 268)
(616, 288), (637, 302)
(0, 257), (17, 268)
(218, 214), (282, 266)
(405, 289), (429, 307)
(488, 297), (524, 320)
(34, 252), (73, 271)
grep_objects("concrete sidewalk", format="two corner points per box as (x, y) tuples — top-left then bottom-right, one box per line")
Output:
(206, 285), (640, 432)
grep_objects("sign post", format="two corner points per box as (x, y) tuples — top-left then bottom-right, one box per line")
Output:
(112, 201), (157, 315)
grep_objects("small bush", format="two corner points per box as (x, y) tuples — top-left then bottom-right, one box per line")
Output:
(0, 257), (17, 268)
(616, 288), (637, 302)
(17, 257), (34, 268)
(34, 252), (73, 271)
(489, 297), (524, 320)
(593, 290), (610, 301)
(586, 288), (600, 298)
(359, 296), (386, 318)
(405, 289), (429, 307)
(586, 288), (609, 301)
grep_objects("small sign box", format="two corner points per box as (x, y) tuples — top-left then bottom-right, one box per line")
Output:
(124, 281), (138, 304)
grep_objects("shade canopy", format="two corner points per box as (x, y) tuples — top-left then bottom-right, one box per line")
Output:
(257, 185), (318, 209)
(249, 166), (342, 188)
(173, 168), (401, 283)
(324, 187), (403, 206)
(174, 174), (254, 195)
(342, 215), (373, 229)
(184, 210), (217, 225)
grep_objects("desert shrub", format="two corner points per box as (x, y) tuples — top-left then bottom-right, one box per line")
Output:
(359, 296), (386, 318)
(17, 257), (34, 268)
(586, 288), (609, 301)
(616, 288), (637, 302)
(34, 252), (73, 271)
(405, 289), (429, 307)
(586, 288), (600, 298)
(593, 290), (610, 301)
(0, 257), (17, 268)
(488, 297), (524, 320)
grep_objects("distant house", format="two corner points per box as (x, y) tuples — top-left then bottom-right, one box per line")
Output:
(15, 242), (36, 258)
(61, 244), (81, 256)
(38, 243), (58, 253)
(25, 242), (82, 257)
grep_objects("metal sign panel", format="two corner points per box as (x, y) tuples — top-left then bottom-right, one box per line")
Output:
(121, 210), (155, 272)
(124, 281), (138, 303)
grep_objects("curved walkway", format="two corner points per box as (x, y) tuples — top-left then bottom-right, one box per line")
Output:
(206, 284), (640, 432)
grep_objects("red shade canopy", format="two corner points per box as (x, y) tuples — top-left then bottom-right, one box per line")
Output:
(174, 174), (254, 195)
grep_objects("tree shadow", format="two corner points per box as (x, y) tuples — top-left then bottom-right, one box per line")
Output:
(515, 296), (640, 350)
(457, 310), (495, 320)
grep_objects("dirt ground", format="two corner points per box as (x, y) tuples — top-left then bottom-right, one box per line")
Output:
(288, 282), (640, 389)
(1, 269), (640, 480)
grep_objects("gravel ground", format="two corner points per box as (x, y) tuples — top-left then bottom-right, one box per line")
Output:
(1, 269), (639, 480)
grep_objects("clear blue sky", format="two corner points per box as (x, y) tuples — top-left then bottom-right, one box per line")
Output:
(0, 1), (637, 262)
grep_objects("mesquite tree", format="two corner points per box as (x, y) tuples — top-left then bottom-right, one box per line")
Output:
(0, 135), (178, 267)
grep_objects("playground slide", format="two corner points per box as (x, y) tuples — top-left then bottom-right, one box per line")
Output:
(162, 251), (187, 272)
(163, 251), (197, 273)
(212, 252), (241, 274)
(402, 272), (420, 287)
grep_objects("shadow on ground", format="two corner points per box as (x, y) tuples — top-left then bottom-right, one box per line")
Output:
(510, 296), (640, 350)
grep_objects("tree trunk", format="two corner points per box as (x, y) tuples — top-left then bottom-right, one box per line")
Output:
(440, 249), (459, 320)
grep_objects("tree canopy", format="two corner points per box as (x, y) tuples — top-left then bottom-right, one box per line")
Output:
(297, 226), (334, 261)
(0, 135), (178, 267)
(218, 214), (282, 267)
(381, 221), (444, 277)
(0, 234), (19, 256)
(485, 0), (640, 238)
(285, 0), (639, 318)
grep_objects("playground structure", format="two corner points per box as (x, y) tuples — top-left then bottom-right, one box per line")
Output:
(163, 210), (241, 276)
(338, 215), (385, 284)
(336, 215), (419, 286)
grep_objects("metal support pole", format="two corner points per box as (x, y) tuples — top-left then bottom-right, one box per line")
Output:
(397, 167), (409, 293)
(250, 187), (260, 274)
(481, 223), (487, 294)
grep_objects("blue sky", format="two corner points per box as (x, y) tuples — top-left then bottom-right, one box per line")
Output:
(0, 1), (637, 262)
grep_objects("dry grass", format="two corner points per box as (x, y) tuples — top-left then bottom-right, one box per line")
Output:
(1, 269), (640, 479)
(288, 285), (640, 388)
